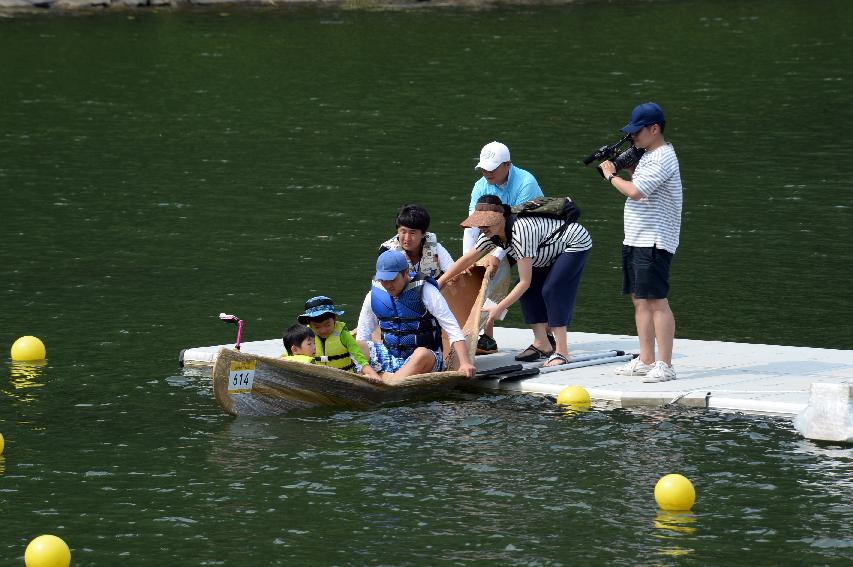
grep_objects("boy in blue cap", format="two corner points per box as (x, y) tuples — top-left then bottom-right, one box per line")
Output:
(355, 250), (476, 379)
(599, 102), (683, 383)
(297, 296), (381, 380)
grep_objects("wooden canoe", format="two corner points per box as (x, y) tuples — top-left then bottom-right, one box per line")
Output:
(212, 261), (507, 417)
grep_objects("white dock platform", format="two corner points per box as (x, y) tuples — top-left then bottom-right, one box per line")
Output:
(179, 328), (853, 418)
(481, 328), (852, 418)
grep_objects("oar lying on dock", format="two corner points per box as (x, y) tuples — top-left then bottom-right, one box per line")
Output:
(477, 350), (635, 381)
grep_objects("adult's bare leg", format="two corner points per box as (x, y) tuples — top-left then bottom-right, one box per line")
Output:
(632, 295), (656, 365)
(648, 298), (675, 365)
(529, 322), (552, 352)
(543, 325), (568, 367)
(381, 347), (436, 379)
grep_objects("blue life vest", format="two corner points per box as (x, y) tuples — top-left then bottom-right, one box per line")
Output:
(370, 274), (442, 359)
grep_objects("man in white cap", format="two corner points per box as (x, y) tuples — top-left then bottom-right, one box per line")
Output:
(464, 141), (545, 353)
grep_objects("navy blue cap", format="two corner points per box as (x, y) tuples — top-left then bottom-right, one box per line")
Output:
(621, 102), (665, 134)
(374, 250), (409, 281)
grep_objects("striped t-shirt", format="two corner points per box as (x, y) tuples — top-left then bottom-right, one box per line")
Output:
(624, 143), (683, 254)
(475, 216), (592, 268)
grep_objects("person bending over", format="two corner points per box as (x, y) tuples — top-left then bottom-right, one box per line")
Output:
(439, 195), (591, 368)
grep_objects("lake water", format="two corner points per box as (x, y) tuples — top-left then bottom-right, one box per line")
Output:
(1, 1), (852, 564)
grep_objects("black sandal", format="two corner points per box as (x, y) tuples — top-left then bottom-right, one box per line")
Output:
(515, 344), (555, 362)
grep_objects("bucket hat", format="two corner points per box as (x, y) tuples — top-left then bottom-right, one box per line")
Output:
(297, 296), (344, 323)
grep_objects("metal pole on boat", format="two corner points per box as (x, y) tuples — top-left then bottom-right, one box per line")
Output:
(219, 313), (244, 351)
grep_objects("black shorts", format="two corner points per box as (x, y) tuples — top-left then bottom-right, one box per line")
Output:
(621, 245), (673, 299)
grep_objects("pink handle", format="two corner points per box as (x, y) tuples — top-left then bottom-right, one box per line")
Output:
(235, 319), (244, 350)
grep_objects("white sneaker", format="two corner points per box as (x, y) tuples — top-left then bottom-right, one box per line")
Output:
(642, 361), (677, 383)
(615, 358), (653, 376)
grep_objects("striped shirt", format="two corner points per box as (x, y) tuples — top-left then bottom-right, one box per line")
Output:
(474, 216), (592, 268)
(624, 143), (683, 254)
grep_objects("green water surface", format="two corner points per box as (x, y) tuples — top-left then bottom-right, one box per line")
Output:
(1, 1), (851, 564)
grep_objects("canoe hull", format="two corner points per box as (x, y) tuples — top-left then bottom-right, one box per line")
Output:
(211, 260), (506, 417)
(213, 347), (463, 416)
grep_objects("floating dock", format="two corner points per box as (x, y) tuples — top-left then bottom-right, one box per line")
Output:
(180, 328), (853, 435)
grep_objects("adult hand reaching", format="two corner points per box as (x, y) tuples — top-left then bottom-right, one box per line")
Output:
(457, 361), (476, 379)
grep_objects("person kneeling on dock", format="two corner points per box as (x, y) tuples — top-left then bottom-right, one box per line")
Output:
(281, 323), (317, 364)
(355, 250), (476, 380)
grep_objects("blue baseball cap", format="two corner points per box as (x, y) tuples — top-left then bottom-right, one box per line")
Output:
(297, 295), (344, 323)
(374, 250), (409, 281)
(621, 102), (665, 134)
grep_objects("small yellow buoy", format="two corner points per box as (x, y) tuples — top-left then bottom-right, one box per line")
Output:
(654, 473), (696, 511)
(0, 432), (4, 456)
(556, 385), (591, 408)
(11, 336), (47, 362)
(24, 534), (71, 567)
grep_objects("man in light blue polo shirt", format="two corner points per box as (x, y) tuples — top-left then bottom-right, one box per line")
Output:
(463, 141), (545, 354)
(464, 141), (544, 251)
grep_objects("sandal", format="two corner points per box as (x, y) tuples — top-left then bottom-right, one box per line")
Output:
(544, 352), (569, 367)
(514, 344), (555, 362)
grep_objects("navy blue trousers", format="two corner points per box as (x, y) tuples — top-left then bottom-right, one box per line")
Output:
(519, 250), (589, 327)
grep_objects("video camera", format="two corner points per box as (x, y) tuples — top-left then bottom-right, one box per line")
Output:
(583, 133), (645, 178)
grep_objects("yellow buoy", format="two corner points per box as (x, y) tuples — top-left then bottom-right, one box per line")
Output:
(24, 534), (71, 567)
(0, 432), (4, 456)
(11, 336), (47, 362)
(654, 473), (696, 511)
(555, 385), (591, 408)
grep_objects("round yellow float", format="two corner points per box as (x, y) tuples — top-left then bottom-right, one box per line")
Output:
(654, 473), (696, 511)
(555, 385), (591, 409)
(11, 336), (47, 362)
(24, 534), (71, 567)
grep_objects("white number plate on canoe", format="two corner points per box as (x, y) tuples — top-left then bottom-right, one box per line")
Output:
(228, 361), (256, 394)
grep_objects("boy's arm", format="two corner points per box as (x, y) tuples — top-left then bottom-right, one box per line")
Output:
(340, 328), (370, 368)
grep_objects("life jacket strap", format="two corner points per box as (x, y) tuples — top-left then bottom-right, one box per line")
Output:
(313, 352), (351, 363)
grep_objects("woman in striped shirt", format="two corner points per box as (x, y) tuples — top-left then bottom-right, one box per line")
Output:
(437, 195), (592, 367)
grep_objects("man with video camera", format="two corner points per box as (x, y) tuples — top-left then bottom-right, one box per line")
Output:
(598, 102), (683, 383)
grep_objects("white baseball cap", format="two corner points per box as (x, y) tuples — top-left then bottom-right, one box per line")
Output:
(475, 141), (511, 171)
